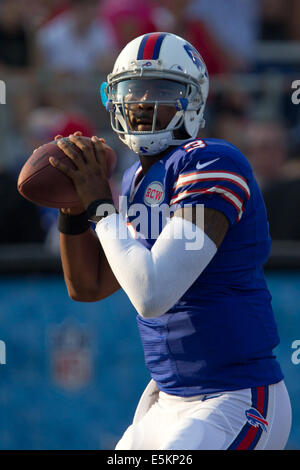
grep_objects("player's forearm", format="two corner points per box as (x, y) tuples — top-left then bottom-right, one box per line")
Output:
(60, 229), (101, 301)
(60, 228), (119, 302)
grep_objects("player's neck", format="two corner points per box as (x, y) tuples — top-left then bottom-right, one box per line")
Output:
(139, 147), (173, 175)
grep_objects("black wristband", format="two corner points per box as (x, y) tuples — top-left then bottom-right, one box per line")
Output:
(58, 210), (91, 235)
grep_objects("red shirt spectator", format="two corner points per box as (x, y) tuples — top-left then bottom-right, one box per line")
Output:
(100, 0), (156, 49)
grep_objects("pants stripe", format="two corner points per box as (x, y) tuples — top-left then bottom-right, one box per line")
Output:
(227, 385), (269, 450)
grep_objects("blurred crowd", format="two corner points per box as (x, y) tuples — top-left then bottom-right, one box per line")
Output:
(0, 0), (300, 249)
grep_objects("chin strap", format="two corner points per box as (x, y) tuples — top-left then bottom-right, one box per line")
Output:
(125, 132), (172, 155)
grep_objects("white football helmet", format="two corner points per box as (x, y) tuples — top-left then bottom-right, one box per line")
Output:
(101, 32), (209, 155)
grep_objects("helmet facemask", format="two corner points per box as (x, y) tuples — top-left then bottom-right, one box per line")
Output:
(101, 72), (205, 155)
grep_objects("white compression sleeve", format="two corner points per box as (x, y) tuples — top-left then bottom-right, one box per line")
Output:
(95, 214), (217, 318)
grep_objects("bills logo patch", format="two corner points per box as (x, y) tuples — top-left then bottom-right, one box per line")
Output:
(245, 408), (268, 432)
(144, 181), (165, 206)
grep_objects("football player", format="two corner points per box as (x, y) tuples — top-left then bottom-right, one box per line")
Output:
(50, 32), (292, 450)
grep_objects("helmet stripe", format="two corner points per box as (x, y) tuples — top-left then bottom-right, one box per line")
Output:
(137, 33), (150, 60)
(137, 33), (167, 60)
(151, 33), (167, 60)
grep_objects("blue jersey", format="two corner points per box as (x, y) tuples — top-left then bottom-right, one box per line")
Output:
(121, 138), (283, 396)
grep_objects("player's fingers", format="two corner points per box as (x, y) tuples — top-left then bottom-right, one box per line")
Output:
(73, 131), (83, 136)
(69, 134), (96, 165)
(54, 134), (63, 140)
(56, 138), (86, 171)
(91, 136), (107, 175)
(33, 145), (42, 153)
(49, 156), (76, 179)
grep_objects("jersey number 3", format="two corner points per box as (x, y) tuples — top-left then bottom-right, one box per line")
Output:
(183, 140), (206, 153)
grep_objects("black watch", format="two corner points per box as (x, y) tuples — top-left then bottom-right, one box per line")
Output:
(87, 199), (117, 223)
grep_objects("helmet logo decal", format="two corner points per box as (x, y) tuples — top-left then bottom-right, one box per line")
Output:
(184, 44), (203, 70)
(137, 33), (167, 60)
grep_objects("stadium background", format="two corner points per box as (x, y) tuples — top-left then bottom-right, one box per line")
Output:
(0, 0), (299, 450)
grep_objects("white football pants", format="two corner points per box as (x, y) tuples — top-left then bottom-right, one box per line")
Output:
(115, 379), (292, 450)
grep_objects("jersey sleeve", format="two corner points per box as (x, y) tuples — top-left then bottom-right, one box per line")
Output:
(170, 147), (251, 226)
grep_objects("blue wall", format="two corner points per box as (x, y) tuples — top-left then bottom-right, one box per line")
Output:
(0, 272), (299, 449)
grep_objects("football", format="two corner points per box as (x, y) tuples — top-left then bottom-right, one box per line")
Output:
(17, 137), (117, 208)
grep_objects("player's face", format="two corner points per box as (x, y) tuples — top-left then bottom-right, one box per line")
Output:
(113, 79), (186, 132)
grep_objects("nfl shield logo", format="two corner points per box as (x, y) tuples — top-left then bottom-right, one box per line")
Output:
(50, 321), (93, 391)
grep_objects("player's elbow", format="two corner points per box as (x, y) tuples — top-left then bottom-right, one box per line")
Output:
(134, 297), (167, 319)
(69, 293), (101, 302)
(137, 306), (163, 318)
(67, 286), (103, 303)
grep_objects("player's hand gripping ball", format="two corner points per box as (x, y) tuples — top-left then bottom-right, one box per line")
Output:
(17, 135), (117, 208)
